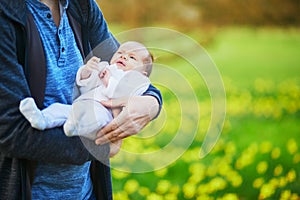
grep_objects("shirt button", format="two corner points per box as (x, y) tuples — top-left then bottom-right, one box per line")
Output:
(47, 13), (51, 18)
(58, 29), (61, 34)
(62, 47), (65, 52)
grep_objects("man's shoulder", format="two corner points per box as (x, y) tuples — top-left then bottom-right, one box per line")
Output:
(0, 0), (26, 25)
(68, 0), (91, 24)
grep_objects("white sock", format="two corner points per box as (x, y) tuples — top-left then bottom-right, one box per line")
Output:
(19, 97), (47, 130)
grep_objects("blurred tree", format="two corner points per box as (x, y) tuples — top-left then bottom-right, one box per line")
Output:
(98, 0), (300, 27)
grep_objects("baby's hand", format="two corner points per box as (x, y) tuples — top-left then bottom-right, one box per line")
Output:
(98, 68), (111, 87)
(80, 56), (102, 80)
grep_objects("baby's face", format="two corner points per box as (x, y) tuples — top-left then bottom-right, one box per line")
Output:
(110, 41), (149, 72)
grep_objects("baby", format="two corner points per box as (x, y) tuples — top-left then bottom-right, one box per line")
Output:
(19, 41), (153, 140)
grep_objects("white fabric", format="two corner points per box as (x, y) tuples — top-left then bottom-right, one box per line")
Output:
(19, 97), (71, 130)
(63, 64), (151, 140)
(19, 63), (151, 140)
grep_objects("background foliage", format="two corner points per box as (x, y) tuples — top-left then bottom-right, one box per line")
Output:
(97, 1), (300, 199)
(99, 0), (300, 28)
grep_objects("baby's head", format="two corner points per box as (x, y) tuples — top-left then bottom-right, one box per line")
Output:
(110, 41), (153, 77)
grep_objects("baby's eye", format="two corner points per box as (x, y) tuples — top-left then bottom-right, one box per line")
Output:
(130, 56), (137, 60)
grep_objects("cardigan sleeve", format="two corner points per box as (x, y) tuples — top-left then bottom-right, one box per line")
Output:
(0, 11), (109, 165)
(87, 0), (120, 62)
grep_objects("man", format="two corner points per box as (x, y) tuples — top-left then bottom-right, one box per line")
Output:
(0, 0), (162, 199)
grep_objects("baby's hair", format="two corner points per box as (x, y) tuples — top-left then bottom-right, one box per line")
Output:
(142, 50), (153, 77)
(121, 41), (154, 77)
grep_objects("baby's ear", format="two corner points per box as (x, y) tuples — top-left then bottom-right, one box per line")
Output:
(142, 71), (148, 77)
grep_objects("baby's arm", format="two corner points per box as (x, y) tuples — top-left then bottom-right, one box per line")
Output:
(79, 57), (101, 80)
(76, 57), (109, 94)
(112, 108), (122, 118)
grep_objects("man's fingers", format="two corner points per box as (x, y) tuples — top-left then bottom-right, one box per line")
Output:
(95, 120), (123, 145)
(95, 129), (122, 145)
(97, 120), (119, 136)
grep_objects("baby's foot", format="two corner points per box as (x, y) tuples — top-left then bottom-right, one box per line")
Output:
(19, 97), (47, 130)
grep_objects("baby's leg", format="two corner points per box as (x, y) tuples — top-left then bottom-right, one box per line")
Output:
(41, 103), (71, 129)
(64, 99), (113, 140)
(19, 98), (71, 130)
(19, 97), (47, 130)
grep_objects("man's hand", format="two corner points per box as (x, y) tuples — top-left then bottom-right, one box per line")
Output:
(95, 96), (159, 145)
(110, 139), (123, 157)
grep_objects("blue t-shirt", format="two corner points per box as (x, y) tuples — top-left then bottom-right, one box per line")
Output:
(26, 0), (93, 199)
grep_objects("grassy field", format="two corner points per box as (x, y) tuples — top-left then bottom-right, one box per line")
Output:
(109, 27), (300, 200)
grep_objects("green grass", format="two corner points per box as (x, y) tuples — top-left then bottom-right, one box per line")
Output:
(109, 26), (300, 199)
(208, 27), (300, 87)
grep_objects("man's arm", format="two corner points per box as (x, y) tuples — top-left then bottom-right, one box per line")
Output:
(143, 84), (163, 119)
(87, 0), (120, 61)
(0, 12), (109, 165)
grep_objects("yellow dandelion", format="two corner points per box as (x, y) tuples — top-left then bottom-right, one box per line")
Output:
(138, 187), (150, 196)
(189, 174), (205, 185)
(209, 177), (227, 191)
(124, 179), (139, 194)
(293, 153), (300, 164)
(206, 165), (218, 177)
(286, 169), (296, 182)
(260, 141), (273, 154)
(182, 148), (200, 162)
(146, 193), (164, 200)
(254, 78), (274, 93)
(169, 185), (180, 195)
(253, 178), (264, 189)
(197, 184), (209, 195)
(259, 183), (275, 199)
(280, 190), (291, 200)
(156, 180), (171, 194)
(235, 143), (257, 169)
(274, 165), (283, 176)
(287, 139), (298, 155)
(196, 194), (213, 200)
(112, 170), (129, 179)
(189, 163), (206, 174)
(269, 178), (279, 188)
(278, 177), (288, 188)
(154, 168), (168, 177)
(165, 193), (178, 200)
(220, 193), (239, 200)
(231, 175), (243, 188)
(291, 193), (300, 200)
(271, 147), (281, 159)
(189, 163), (205, 184)
(257, 161), (268, 174)
(183, 182), (196, 199)
(227, 172), (243, 188)
(113, 191), (130, 200)
(225, 142), (236, 155)
(218, 164), (232, 177)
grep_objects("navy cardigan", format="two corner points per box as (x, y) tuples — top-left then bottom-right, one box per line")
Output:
(0, 0), (162, 199)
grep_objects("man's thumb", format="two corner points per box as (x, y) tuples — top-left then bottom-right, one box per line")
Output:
(101, 97), (128, 108)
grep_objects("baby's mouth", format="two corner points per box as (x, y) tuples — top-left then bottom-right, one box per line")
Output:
(116, 60), (126, 67)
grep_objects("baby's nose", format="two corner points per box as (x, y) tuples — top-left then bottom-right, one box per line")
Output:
(121, 54), (128, 60)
